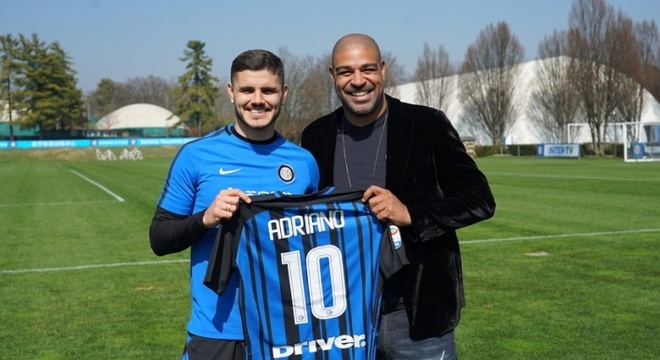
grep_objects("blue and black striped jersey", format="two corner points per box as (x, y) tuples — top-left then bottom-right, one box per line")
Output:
(156, 124), (319, 340)
(204, 188), (406, 360)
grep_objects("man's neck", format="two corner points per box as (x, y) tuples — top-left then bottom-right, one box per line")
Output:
(233, 123), (276, 141)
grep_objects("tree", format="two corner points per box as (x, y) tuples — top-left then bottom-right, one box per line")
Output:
(212, 74), (235, 133)
(121, 75), (176, 109)
(88, 78), (119, 119)
(567, 0), (610, 155)
(413, 42), (454, 111)
(528, 31), (580, 142)
(87, 75), (176, 121)
(14, 34), (83, 136)
(278, 49), (337, 143)
(302, 53), (340, 121)
(170, 40), (219, 136)
(634, 20), (659, 103)
(277, 48), (312, 142)
(382, 51), (406, 98)
(458, 21), (525, 144)
(0, 34), (20, 141)
(567, 0), (642, 155)
(607, 11), (642, 127)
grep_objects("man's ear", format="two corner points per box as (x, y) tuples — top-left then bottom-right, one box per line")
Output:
(328, 66), (336, 83)
(227, 83), (234, 103)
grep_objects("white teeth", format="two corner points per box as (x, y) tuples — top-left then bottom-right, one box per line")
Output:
(352, 91), (368, 96)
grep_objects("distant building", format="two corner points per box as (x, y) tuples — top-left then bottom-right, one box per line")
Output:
(393, 57), (660, 145)
(95, 103), (187, 137)
(0, 100), (36, 139)
(1, 101), (187, 139)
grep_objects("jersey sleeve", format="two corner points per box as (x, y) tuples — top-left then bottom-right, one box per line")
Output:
(379, 223), (409, 279)
(203, 218), (240, 295)
(156, 145), (199, 215)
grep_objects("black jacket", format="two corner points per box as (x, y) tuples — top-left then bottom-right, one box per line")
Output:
(300, 95), (496, 339)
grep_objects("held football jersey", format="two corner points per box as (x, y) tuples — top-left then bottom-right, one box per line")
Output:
(156, 124), (319, 340)
(204, 188), (407, 360)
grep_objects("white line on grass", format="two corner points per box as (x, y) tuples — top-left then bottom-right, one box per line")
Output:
(462, 228), (660, 244)
(3, 228), (658, 275)
(70, 169), (125, 202)
(488, 172), (660, 182)
(0, 200), (118, 207)
(0, 259), (188, 274)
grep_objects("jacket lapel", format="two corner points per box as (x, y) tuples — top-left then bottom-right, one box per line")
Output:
(385, 96), (413, 195)
(316, 110), (342, 188)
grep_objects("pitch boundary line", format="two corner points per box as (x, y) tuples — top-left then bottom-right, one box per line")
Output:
(0, 259), (188, 274)
(2, 228), (658, 275)
(0, 200), (118, 207)
(488, 172), (660, 182)
(462, 228), (660, 244)
(70, 169), (125, 202)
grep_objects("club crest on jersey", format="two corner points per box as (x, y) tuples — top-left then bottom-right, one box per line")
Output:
(278, 164), (294, 183)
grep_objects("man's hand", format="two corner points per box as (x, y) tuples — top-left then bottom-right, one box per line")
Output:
(362, 185), (411, 227)
(202, 188), (251, 228)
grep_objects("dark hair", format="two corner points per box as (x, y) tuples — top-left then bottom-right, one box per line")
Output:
(231, 49), (285, 86)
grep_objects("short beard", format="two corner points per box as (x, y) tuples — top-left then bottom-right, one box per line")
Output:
(340, 91), (385, 118)
(234, 104), (282, 131)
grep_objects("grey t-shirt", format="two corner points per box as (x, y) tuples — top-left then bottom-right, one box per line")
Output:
(333, 112), (388, 190)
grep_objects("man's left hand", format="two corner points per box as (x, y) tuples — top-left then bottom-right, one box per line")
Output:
(362, 185), (412, 227)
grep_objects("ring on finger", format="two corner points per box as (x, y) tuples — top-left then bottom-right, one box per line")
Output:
(225, 203), (231, 211)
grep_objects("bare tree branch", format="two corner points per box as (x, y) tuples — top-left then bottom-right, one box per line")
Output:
(413, 42), (454, 111)
(383, 51), (406, 98)
(528, 31), (581, 142)
(567, 0), (643, 155)
(458, 21), (525, 145)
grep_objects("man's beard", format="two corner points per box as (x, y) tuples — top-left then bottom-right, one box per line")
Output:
(340, 90), (385, 118)
(234, 105), (282, 131)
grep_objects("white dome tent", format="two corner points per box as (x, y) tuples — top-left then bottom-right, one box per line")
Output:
(96, 103), (185, 137)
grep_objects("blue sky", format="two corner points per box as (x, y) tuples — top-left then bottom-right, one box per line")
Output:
(3, 0), (658, 93)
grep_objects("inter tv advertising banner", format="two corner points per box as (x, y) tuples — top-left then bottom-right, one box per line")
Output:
(0, 137), (196, 150)
(536, 144), (580, 158)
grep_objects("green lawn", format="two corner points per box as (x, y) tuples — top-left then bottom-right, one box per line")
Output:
(0, 150), (658, 359)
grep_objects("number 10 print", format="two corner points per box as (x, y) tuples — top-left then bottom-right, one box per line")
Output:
(281, 245), (347, 324)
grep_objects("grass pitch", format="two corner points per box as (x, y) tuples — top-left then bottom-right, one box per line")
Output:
(0, 149), (658, 359)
